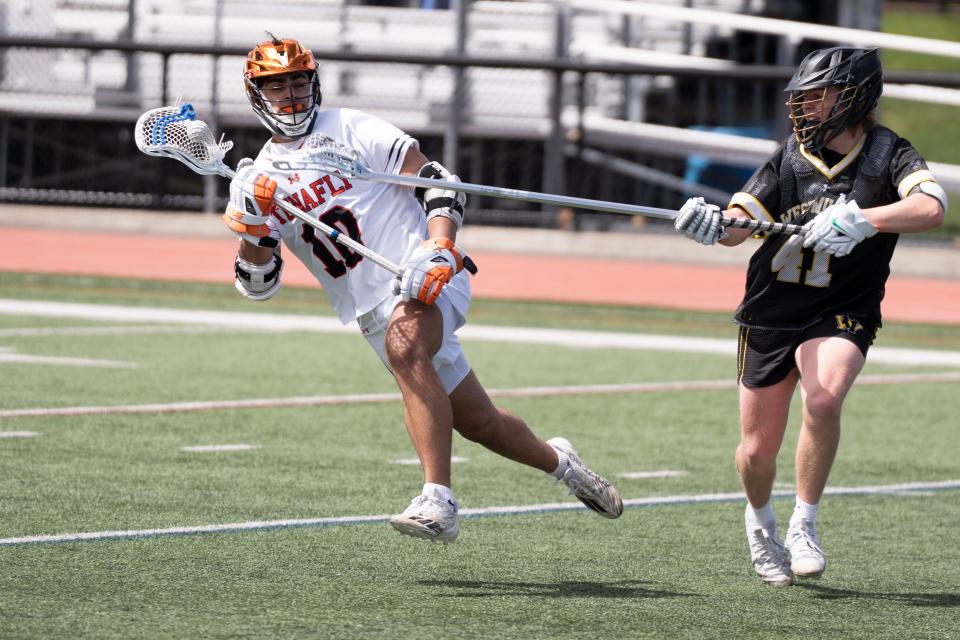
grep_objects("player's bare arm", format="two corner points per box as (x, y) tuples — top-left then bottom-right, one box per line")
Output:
(859, 191), (945, 234)
(239, 239), (274, 265)
(399, 147), (459, 243)
(718, 206), (756, 246)
(803, 186), (946, 257)
(396, 147), (470, 305)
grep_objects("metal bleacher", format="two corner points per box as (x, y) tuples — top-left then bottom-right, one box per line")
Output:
(5, 0), (957, 213)
(0, 0), (765, 139)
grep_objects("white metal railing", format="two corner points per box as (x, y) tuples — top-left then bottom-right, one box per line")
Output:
(576, 44), (960, 107)
(564, 0), (960, 58)
(561, 0), (960, 193)
(566, 110), (960, 193)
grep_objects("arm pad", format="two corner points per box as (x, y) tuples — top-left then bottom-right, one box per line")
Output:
(234, 252), (283, 301)
(913, 180), (949, 214)
(414, 161), (466, 229)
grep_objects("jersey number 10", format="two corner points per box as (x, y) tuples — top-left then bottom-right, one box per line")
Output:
(300, 206), (364, 278)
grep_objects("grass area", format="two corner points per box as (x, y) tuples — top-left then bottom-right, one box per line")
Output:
(4, 272), (960, 348)
(1, 275), (959, 637)
(882, 9), (960, 73)
(3, 496), (958, 640)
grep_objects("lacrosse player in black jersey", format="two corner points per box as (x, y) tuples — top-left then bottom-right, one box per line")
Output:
(675, 47), (946, 586)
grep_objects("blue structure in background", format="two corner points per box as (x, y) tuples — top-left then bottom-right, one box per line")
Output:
(684, 126), (771, 200)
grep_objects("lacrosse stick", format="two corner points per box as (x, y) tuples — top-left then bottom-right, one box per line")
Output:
(134, 103), (404, 278)
(273, 141), (805, 236)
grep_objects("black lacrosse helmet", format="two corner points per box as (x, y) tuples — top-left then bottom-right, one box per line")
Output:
(784, 47), (883, 152)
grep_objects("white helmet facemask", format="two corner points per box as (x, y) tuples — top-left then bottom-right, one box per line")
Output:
(247, 73), (321, 139)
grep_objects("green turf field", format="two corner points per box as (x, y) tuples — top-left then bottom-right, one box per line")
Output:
(1, 275), (959, 639)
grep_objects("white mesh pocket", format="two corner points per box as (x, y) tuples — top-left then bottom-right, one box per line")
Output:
(134, 104), (232, 174)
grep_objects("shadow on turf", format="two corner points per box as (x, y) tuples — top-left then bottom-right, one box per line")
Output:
(797, 583), (960, 607)
(418, 579), (695, 599)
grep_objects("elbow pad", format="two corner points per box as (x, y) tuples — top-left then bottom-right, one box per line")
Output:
(234, 252), (283, 301)
(415, 161), (466, 229)
(913, 180), (948, 214)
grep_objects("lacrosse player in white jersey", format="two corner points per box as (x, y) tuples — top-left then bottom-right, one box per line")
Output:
(222, 34), (623, 543)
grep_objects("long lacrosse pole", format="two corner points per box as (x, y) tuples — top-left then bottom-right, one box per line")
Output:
(273, 158), (804, 236)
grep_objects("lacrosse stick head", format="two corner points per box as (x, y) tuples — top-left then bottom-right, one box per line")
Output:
(134, 103), (233, 176)
(271, 134), (364, 177)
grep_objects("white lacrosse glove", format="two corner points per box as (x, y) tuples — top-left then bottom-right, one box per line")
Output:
(398, 237), (466, 305)
(802, 195), (878, 258)
(222, 159), (280, 249)
(415, 161), (467, 229)
(674, 197), (727, 245)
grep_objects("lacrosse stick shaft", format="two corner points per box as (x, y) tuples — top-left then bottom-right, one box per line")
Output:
(721, 216), (804, 236)
(362, 172), (805, 236)
(276, 161), (804, 236)
(221, 167), (403, 276)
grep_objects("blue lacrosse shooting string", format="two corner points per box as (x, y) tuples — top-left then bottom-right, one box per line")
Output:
(151, 103), (197, 146)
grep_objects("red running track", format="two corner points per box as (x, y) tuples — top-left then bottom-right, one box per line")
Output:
(2, 227), (959, 324)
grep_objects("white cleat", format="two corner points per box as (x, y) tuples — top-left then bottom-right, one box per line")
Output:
(747, 526), (794, 587)
(390, 494), (460, 543)
(785, 519), (826, 578)
(547, 437), (623, 519)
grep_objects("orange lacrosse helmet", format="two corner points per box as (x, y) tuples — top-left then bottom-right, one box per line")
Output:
(244, 33), (322, 139)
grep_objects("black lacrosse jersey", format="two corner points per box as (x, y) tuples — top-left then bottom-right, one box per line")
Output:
(730, 125), (937, 330)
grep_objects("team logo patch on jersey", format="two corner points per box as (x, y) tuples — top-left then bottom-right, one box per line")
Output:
(784, 195), (834, 224)
(835, 314), (864, 334)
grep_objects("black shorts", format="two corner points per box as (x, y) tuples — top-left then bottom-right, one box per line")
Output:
(737, 311), (880, 389)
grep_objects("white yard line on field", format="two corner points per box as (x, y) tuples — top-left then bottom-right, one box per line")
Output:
(391, 456), (469, 465)
(1, 479), (957, 547)
(0, 351), (137, 368)
(618, 470), (688, 479)
(2, 299), (960, 366)
(0, 431), (39, 438)
(2, 371), (959, 419)
(0, 325), (225, 337)
(181, 444), (259, 452)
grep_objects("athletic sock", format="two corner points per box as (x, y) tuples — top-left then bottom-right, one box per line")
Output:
(422, 482), (454, 502)
(790, 497), (819, 527)
(746, 502), (777, 532)
(549, 449), (569, 480)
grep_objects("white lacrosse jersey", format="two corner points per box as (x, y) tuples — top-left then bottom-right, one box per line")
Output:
(252, 108), (426, 324)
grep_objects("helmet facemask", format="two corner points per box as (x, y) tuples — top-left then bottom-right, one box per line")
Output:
(246, 72), (321, 139)
(244, 35), (322, 139)
(786, 84), (860, 152)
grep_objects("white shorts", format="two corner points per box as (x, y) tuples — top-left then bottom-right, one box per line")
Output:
(358, 270), (472, 394)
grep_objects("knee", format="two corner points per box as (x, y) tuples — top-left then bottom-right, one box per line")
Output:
(803, 387), (844, 423)
(737, 436), (779, 469)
